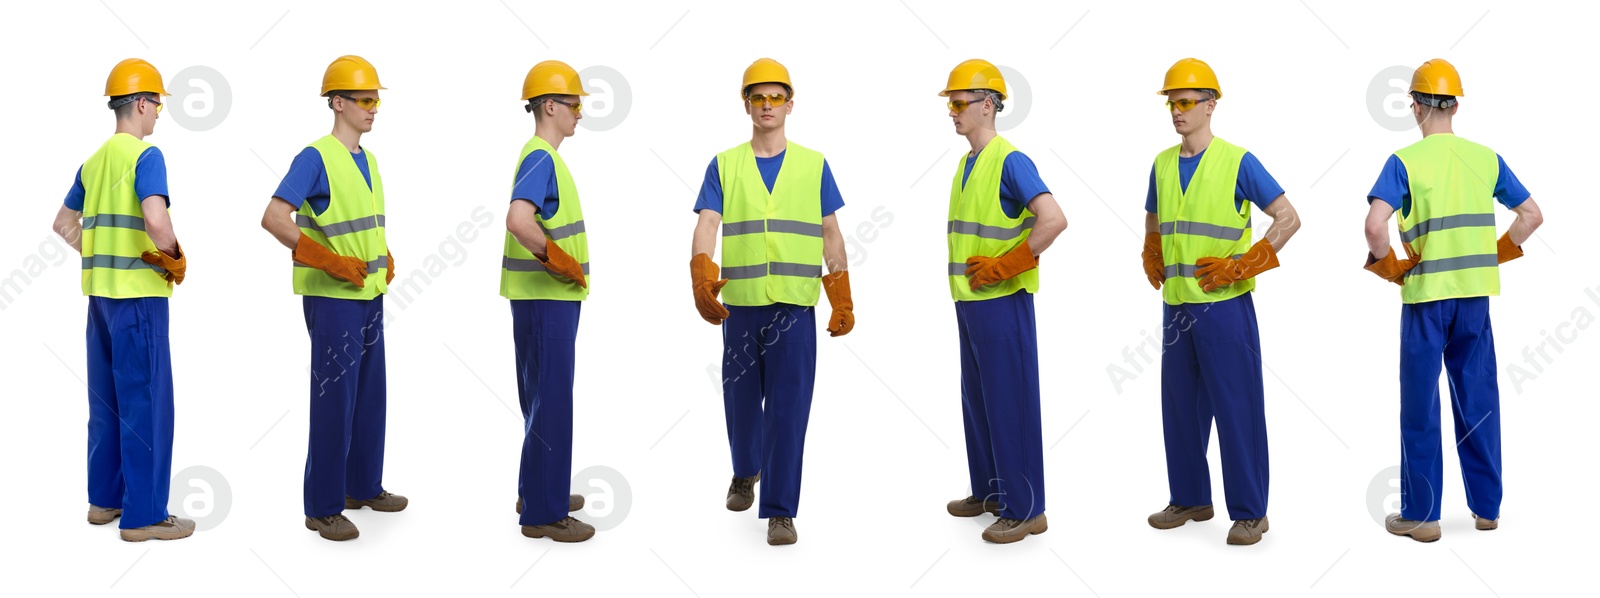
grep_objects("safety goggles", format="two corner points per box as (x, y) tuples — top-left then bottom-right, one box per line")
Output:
(947, 98), (987, 113)
(335, 95), (382, 111)
(547, 98), (582, 116)
(746, 93), (789, 108)
(1165, 98), (1210, 113)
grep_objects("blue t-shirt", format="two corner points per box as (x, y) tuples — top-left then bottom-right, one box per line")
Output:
(1366, 153), (1528, 218)
(63, 146), (170, 210)
(272, 146), (374, 216)
(961, 150), (1052, 219)
(692, 150), (844, 216)
(510, 149), (561, 218)
(1144, 150), (1284, 214)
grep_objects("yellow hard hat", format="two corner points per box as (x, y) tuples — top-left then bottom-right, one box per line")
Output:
(321, 55), (386, 96)
(105, 58), (168, 97)
(1159, 58), (1222, 99)
(1410, 58), (1464, 97)
(940, 59), (1007, 100)
(741, 58), (792, 98)
(522, 60), (589, 100)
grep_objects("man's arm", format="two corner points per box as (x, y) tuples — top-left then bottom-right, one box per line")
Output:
(54, 205), (82, 254)
(692, 209), (720, 257)
(141, 195), (178, 256)
(1508, 198), (1543, 246)
(1025, 193), (1067, 255)
(506, 200), (548, 258)
(1259, 194), (1300, 252)
(821, 214), (846, 273)
(261, 197), (302, 250)
(1364, 200), (1397, 258)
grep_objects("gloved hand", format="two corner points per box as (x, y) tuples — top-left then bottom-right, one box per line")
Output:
(140, 241), (186, 285)
(1364, 246), (1418, 286)
(386, 250), (395, 285)
(539, 241), (587, 288)
(821, 270), (854, 337)
(1195, 239), (1279, 292)
(690, 253), (729, 325)
(1497, 231), (1523, 264)
(964, 243), (1038, 291)
(293, 233), (368, 288)
(1141, 232), (1164, 290)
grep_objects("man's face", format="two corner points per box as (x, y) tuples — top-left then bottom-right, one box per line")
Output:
(744, 82), (791, 131)
(335, 90), (381, 133)
(1166, 88), (1213, 136)
(137, 95), (161, 136)
(947, 90), (991, 136)
(542, 94), (583, 137)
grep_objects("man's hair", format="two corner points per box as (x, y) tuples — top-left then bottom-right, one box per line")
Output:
(526, 94), (561, 120)
(108, 93), (156, 119)
(1197, 88), (1218, 101)
(742, 83), (793, 99)
(1411, 91), (1458, 111)
(326, 90), (351, 110)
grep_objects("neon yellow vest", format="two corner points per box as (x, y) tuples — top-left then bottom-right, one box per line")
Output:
(718, 141), (825, 307)
(292, 135), (388, 299)
(946, 136), (1039, 301)
(500, 136), (590, 300)
(1393, 134), (1500, 304)
(1155, 137), (1254, 306)
(80, 133), (172, 298)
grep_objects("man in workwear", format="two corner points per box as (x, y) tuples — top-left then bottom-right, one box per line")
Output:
(502, 60), (595, 543)
(52, 58), (194, 542)
(689, 58), (855, 546)
(1363, 58), (1541, 543)
(259, 55), (405, 542)
(1141, 58), (1301, 546)
(938, 59), (1068, 545)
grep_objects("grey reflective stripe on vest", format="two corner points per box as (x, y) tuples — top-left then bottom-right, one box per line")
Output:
(82, 254), (167, 275)
(501, 256), (591, 275)
(947, 217), (1037, 241)
(723, 262), (822, 279)
(1159, 219), (1252, 241)
(293, 255), (389, 273)
(1162, 254), (1244, 279)
(1405, 253), (1498, 277)
(295, 214), (386, 237)
(722, 219), (824, 238)
(541, 220), (587, 241)
(82, 214), (146, 231)
(946, 262), (968, 276)
(1398, 213), (1496, 244)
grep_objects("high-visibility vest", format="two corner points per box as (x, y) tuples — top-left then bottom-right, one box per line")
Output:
(1154, 137), (1253, 306)
(1393, 133), (1500, 304)
(292, 135), (388, 299)
(80, 133), (172, 298)
(500, 136), (590, 300)
(946, 136), (1039, 301)
(718, 141), (825, 307)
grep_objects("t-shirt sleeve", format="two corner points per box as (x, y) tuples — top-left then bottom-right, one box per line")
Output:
(272, 147), (326, 210)
(999, 152), (1051, 219)
(820, 160), (845, 217)
(511, 149), (559, 217)
(1145, 165), (1157, 214)
(134, 146), (170, 207)
(1366, 154), (1407, 212)
(693, 157), (723, 214)
(1493, 154), (1530, 209)
(1235, 152), (1284, 211)
(64, 167), (86, 211)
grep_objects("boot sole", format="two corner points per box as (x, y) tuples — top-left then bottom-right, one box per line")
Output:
(88, 512), (122, 525)
(120, 528), (194, 542)
(522, 527), (594, 542)
(1387, 525), (1440, 542)
(305, 518), (359, 541)
(983, 517), (1048, 544)
(344, 498), (406, 512)
(1149, 508), (1215, 530)
(767, 535), (797, 546)
(946, 503), (1003, 518)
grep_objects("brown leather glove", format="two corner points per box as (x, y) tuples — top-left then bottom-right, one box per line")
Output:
(1195, 239), (1279, 292)
(140, 241), (186, 285)
(1364, 247), (1418, 286)
(386, 250), (395, 285)
(821, 270), (854, 337)
(1141, 232), (1164, 290)
(293, 233), (368, 288)
(539, 241), (587, 288)
(690, 253), (729, 325)
(964, 243), (1038, 291)
(1496, 231), (1523, 264)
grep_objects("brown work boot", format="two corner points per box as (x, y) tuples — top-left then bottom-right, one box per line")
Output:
(1472, 513), (1498, 531)
(767, 516), (797, 546)
(88, 504), (122, 525)
(946, 495), (1001, 518)
(345, 491), (407, 512)
(517, 494), (585, 514)
(1148, 503), (1214, 529)
(726, 473), (760, 512)
(522, 516), (595, 542)
(305, 514), (359, 541)
(1385, 513), (1441, 542)
(982, 514), (1047, 543)
(119, 516), (196, 542)
(1226, 517), (1269, 545)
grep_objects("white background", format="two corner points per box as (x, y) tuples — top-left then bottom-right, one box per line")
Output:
(1, 1), (1592, 596)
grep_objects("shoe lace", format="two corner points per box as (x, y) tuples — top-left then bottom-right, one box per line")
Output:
(771, 517), (794, 530)
(997, 517), (1021, 526)
(1234, 518), (1262, 527)
(1164, 504), (1184, 514)
(314, 514), (348, 525)
(730, 476), (754, 494)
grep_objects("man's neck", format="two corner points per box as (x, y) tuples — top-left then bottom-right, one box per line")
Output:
(535, 124), (565, 151)
(1419, 119), (1454, 138)
(965, 127), (997, 157)
(1179, 127), (1213, 157)
(750, 126), (786, 157)
(331, 121), (363, 153)
(113, 120), (144, 140)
